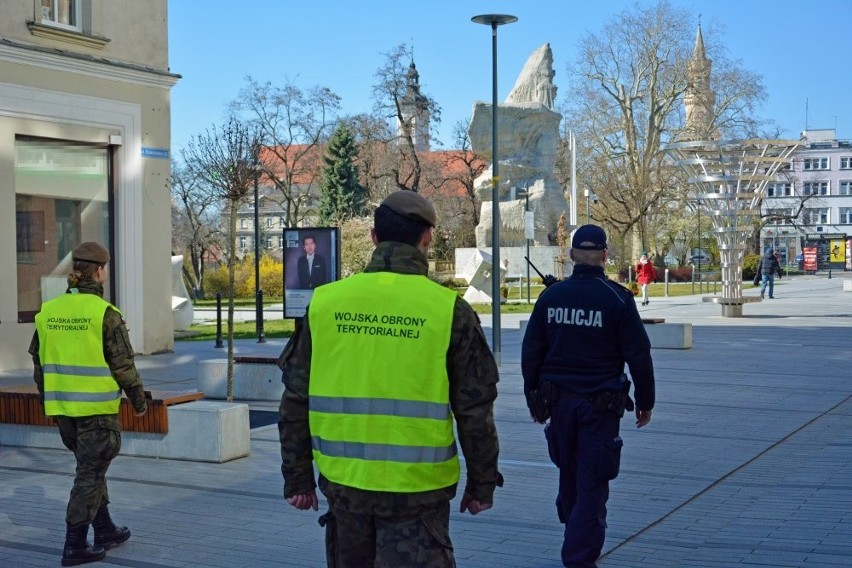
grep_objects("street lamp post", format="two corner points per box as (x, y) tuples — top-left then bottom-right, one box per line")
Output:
(472, 13), (517, 366)
(696, 198), (701, 291)
(253, 166), (266, 343)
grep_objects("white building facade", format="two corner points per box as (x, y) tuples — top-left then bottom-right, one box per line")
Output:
(761, 129), (852, 270)
(0, 1), (180, 370)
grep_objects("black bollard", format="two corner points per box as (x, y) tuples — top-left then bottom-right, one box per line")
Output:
(256, 289), (266, 343)
(214, 292), (224, 348)
(828, 269), (832, 279)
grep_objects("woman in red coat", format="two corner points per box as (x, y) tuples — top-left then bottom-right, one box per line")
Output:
(635, 254), (656, 306)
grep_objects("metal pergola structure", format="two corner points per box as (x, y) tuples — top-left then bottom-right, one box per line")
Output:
(664, 138), (800, 316)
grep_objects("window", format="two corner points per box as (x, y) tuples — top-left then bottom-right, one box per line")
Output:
(840, 208), (852, 224)
(266, 237), (273, 249)
(15, 138), (111, 322)
(802, 181), (829, 196)
(240, 218), (247, 229)
(841, 157), (852, 169)
(40, 0), (80, 31)
(802, 157), (829, 170)
(840, 181), (852, 196)
(803, 208), (829, 224)
(266, 217), (273, 227)
(279, 217), (285, 227)
(239, 236), (247, 249)
(767, 182), (792, 197)
(767, 208), (793, 224)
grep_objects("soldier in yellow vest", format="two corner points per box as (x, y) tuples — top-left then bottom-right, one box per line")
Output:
(29, 242), (148, 567)
(279, 191), (502, 567)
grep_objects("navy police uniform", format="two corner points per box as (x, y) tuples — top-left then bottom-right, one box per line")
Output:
(522, 225), (655, 568)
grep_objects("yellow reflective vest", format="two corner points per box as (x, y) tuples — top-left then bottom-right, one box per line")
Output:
(35, 291), (121, 417)
(308, 271), (459, 492)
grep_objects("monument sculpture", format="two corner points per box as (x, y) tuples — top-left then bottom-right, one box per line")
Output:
(665, 139), (798, 316)
(171, 255), (193, 331)
(468, 43), (569, 247)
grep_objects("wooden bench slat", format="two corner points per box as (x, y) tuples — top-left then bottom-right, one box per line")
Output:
(0, 385), (204, 434)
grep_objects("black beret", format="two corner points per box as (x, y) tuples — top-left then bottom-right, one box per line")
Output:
(380, 190), (437, 228)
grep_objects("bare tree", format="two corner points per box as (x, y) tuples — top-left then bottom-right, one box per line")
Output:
(372, 44), (441, 192)
(233, 78), (341, 227)
(170, 161), (222, 297)
(181, 116), (260, 401)
(445, 120), (486, 226)
(564, 0), (768, 258)
(345, 112), (396, 202)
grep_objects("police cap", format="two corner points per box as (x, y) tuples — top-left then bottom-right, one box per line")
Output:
(571, 224), (608, 250)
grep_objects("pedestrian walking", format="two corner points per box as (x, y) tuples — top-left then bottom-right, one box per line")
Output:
(30, 241), (148, 566)
(758, 247), (783, 299)
(634, 254), (656, 306)
(278, 190), (502, 567)
(522, 224), (656, 568)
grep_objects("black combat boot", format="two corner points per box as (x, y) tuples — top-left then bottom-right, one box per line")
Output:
(92, 505), (131, 550)
(62, 524), (105, 566)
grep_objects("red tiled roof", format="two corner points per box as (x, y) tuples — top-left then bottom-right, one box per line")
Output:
(258, 144), (485, 199)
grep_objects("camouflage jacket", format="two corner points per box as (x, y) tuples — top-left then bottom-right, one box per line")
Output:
(278, 241), (502, 508)
(29, 279), (148, 415)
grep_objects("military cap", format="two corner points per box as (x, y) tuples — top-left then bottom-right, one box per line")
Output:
(72, 241), (110, 264)
(571, 224), (608, 250)
(380, 190), (437, 228)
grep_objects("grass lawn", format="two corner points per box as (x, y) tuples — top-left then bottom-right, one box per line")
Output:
(180, 319), (296, 341)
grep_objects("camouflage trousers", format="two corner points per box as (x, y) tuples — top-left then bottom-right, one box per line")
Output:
(56, 415), (122, 527)
(320, 497), (455, 568)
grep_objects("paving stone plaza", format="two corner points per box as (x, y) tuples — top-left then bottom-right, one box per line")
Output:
(2, 273), (850, 567)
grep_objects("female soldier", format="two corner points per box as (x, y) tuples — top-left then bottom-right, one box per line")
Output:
(29, 242), (148, 566)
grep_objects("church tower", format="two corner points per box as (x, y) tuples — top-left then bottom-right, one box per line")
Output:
(398, 61), (430, 152)
(684, 23), (716, 140)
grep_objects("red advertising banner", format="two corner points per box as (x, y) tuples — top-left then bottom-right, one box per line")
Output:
(803, 247), (818, 272)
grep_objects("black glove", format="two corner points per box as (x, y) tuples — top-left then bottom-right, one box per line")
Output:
(542, 274), (558, 287)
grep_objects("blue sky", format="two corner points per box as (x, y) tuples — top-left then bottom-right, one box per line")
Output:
(168, 0), (851, 157)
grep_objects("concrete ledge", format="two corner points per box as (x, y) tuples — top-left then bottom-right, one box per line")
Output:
(843, 280), (852, 292)
(197, 358), (283, 401)
(0, 400), (250, 463)
(645, 322), (692, 349)
(519, 319), (529, 337)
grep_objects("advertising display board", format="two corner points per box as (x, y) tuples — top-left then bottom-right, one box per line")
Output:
(283, 227), (340, 319)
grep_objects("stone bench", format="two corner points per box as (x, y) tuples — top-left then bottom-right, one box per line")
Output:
(642, 318), (692, 349)
(0, 386), (250, 463)
(197, 357), (283, 401)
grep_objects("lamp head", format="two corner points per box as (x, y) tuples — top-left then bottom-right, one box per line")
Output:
(472, 14), (518, 27)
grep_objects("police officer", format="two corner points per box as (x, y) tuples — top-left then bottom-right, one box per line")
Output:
(29, 242), (148, 566)
(522, 224), (655, 568)
(278, 190), (502, 567)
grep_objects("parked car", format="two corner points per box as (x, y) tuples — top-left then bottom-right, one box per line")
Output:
(688, 253), (711, 264)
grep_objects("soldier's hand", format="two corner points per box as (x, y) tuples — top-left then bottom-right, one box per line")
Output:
(134, 407), (147, 417)
(635, 409), (652, 428)
(287, 490), (318, 511)
(459, 493), (492, 515)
